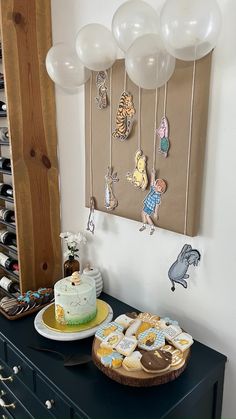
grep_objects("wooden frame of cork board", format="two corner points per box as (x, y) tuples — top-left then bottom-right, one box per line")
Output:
(85, 54), (212, 236)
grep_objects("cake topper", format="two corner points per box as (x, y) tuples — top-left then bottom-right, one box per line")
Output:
(71, 271), (81, 286)
(168, 244), (201, 291)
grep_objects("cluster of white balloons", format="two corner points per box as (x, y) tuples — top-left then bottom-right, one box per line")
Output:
(46, 0), (222, 90)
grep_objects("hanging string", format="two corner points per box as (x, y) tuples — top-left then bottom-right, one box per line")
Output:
(89, 74), (93, 196)
(109, 67), (113, 168)
(184, 60), (196, 235)
(124, 68), (127, 92)
(163, 82), (167, 117)
(138, 87), (141, 151)
(152, 88), (160, 171)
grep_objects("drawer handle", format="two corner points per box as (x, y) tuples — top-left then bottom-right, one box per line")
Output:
(45, 399), (54, 410)
(0, 392), (16, 409)
(0, 373), (13, 382)
(12, 366), (21, 375)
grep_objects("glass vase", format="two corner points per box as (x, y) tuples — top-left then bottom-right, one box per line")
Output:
(63, 255), (80, 277)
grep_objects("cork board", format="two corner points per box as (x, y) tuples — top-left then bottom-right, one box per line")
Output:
(85, 55), (212, 236)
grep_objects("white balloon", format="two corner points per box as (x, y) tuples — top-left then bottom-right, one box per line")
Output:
(125, 34), (175, 90)
(112, 0), (159, 52)
(45, 43), (91, 89)
(76, 24), (117, 71)
(160, 0), (222, 61)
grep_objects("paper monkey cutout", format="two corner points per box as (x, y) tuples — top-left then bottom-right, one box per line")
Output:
(157, 116), (170, 158)
(95, 71), (108, 110)
(86, 197), (95, 234)
(168, 244), (201, 291)
(104, 167), (119, 211)
(139, 170), (167, 235)
(126, 149), (148, 190)
(112, 91), (135, 141)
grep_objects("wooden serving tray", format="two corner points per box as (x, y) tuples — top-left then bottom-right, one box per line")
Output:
(92, 337), (190, 387)
(0, 301), (53, 321)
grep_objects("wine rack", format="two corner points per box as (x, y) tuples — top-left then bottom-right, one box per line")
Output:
(0, 0), (62, 301)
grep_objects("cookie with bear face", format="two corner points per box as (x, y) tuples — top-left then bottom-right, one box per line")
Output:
(140, 349), (172, 374)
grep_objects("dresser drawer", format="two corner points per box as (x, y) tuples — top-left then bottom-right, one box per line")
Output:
(6, 346), (34, 391)
(0, 383), (33, 419)
(35, 374), (71, 419)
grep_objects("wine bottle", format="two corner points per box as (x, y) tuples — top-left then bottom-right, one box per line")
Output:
(0, 207), (15, 223)
(0, 183), (13, 198)
(0, 229), (17, 246)
(0, 276), (20, 294)
(0, 252), (19, 272)
(0, 101), (6, 117)
(0, 157), (11, 172)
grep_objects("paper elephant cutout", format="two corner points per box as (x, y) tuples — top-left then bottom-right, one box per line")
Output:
(168, 244), (201, 291)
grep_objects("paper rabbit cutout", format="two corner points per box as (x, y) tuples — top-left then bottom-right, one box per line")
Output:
(104, 167), (119, 211)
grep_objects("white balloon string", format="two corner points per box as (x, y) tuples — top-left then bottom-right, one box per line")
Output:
(163, 82), (167, 117)
(152, 88), (160, 171)
(138, 86), (141, 150)
(109, 67), (113, 168)
(124, 68), (127, 92)
(89, 74), (93, 196)
(184, 60), (196, 235)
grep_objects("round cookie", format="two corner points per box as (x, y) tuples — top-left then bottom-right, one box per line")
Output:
(140, 349), (172, 374)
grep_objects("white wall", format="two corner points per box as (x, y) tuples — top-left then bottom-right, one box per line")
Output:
(51, 1), (236, 417)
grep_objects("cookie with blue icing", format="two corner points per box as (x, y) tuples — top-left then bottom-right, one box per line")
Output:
(101, 351), (124, 369)
(138, 328), (165, 351)
(95, 322), (124, 342)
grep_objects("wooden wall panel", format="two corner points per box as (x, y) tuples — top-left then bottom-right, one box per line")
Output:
(0, 0), (62, 291)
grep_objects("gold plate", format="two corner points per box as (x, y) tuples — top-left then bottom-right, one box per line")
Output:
(42, 300), (109, 333)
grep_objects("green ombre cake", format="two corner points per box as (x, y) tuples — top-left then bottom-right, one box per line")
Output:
(54, 272), (97, 325)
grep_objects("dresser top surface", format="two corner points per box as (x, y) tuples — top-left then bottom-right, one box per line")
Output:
(0, 293), (227, 419)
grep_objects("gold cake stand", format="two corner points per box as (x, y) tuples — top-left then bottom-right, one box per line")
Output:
(34, 300), (113, 341)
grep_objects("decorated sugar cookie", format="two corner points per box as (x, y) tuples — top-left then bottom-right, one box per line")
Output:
(159, 317), (179, 328)
(126, 150), (148, 191)
(122, 351), (142, 372)
(135, 321), (153, 337)
(101, 332), (124, 349)
(112, 91), (135, 141)
(116, 336), (137, 357)
(96, 346), (113, 359)
(162, 325), (182, 341)
(138, 328), (165, 351)
(170, 332), (194, 352)
(125, 318), (142, 337)
(138, 312), (161, 329)
(95, 322), (124, 342)
(140, 349), (172, 374)
(139, 169), (167, 236)
(161, 345), (185, 369)
(115, 314), (135, 330)
(101, 351), (124, 369)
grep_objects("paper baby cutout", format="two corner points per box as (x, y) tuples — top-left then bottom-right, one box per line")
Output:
(139, 169), (167, 235)
(157, 116), (170, 158)
(168, 244), (201, 291)
(126, 149), (148, 191)
(104, 167), (119, 211)
(112, 91), (135, 141)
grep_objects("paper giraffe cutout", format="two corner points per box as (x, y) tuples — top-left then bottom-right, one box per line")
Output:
(104, 167), (119, 211)
(139, 170), (167, 235)
(126, 149), (148, 191)
(112, 91), (135, 141)
(86, 197), (96, 234)
(156, 116), (170, 158)
(95, 71), (108, 110)
(168, 244), (201, 291)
